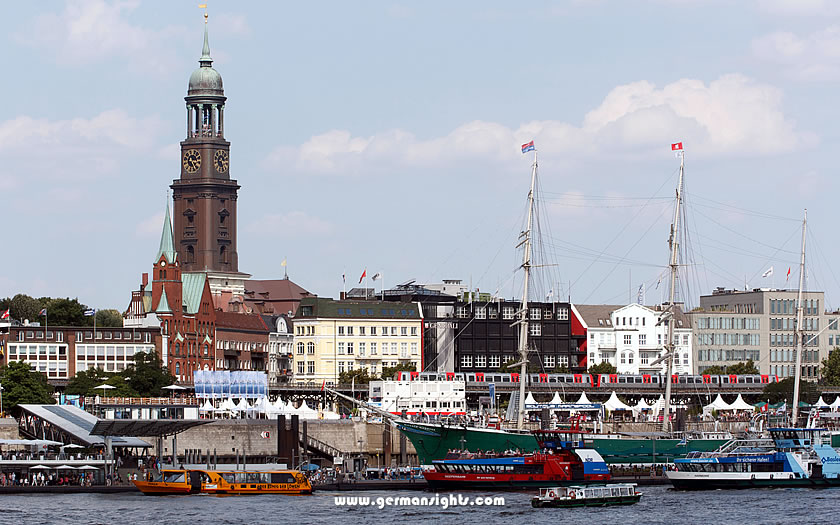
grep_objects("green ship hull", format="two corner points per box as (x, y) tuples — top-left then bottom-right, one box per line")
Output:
(395, 422), (539, 465)
(583, 437), (730, 464)
(396, 421), (728, 465)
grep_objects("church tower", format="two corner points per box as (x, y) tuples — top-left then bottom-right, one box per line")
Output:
(172, 14), (249, 300)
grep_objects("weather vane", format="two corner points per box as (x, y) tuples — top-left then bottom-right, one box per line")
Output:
(199, 3), (208, 22)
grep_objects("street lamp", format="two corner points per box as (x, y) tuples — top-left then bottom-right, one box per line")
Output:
(0, 383), (4, 417)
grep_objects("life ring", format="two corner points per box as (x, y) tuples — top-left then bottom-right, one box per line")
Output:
(570, 492), (576, 499)
(548, 491), (556, 498)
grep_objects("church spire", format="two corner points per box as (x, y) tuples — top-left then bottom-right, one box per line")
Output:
(199, 11), (212, 67)
(157, 199), (177, 264)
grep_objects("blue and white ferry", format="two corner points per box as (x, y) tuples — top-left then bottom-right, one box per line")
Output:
(666, 428), (840, 490)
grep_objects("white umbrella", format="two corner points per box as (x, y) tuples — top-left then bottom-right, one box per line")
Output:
(54, 465), (77, 470)
(29, 465), (50, 470)
(94, 384), (116, 397)
(62, 444), (85, 449)
(163, 384), (186, 391)
(76, 465), (100, 470)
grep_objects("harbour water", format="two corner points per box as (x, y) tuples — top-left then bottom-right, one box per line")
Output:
(3, 486), (839, 525)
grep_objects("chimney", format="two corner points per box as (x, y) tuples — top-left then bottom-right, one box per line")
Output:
(142, 273), (149, 288)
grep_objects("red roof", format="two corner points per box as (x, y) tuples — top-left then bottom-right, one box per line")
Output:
(214, 311), (270, 332)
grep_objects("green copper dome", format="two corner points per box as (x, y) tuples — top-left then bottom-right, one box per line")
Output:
(188, 21), (223, 96)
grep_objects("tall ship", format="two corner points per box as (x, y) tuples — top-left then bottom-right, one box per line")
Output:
(397, 142), (715, 465)
(666, 427), (840, 489)
(422, 428), (610, 489)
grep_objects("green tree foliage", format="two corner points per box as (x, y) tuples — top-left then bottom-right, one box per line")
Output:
(0, 361), (54, 412)
(380, 362), (416, 380)
(9, 294), (42, 323)
(65, 367), (110, 396)
(338, 368), (373, 385)
(124, 351), (176, 396)
(702, 361), (759, 375)
(726, 360), (759, 375)
(40, 297), (87, 327)
(589, 362), (617, 375)
(0, 295), (123, 327)
(762, 377), (819, 405)
(821, 350), (840, 386)
(94, 309), (124, 328)
(552, 365), (571, 373)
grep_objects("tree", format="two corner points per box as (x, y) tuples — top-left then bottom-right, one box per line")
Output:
(726, 360), (759, 375)
(94, 309), (124, 328)
(339, 368), (373, 385)
(589, 362), (617, 375)
(702, 365), (727, 375)
(9, 294), (42, 323)
(821, 349), (840, 386)
(0, 361), (54, 412)
(380, 362), (416, 380)
(552, 365), (571, 374)
(762, 377), (819, 405)
(123, 351), (176, 396)
(41, 297), (88, 327)
(65, 367), (111, 396)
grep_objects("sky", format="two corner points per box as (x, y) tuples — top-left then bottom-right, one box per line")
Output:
(3, 0), (840, 312)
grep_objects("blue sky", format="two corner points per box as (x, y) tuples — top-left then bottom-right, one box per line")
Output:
(3, 0), (840, 312)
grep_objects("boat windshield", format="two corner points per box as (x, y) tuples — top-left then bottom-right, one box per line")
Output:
(163, 471), (186, 483)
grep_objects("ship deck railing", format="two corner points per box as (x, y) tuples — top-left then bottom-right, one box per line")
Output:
(684, 438), (776, 458)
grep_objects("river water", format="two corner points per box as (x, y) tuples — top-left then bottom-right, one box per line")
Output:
(3, 486), (839, 525)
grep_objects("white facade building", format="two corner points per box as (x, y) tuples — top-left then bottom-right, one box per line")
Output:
(574, 303), (694, 374)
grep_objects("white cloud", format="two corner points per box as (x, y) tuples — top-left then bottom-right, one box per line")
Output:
(246, 211), (333, 237)
(264, 74), (814, 177)
(752, 26), (840, 81)
(18, 0), (182, 72)
(0, 109), (166, 183)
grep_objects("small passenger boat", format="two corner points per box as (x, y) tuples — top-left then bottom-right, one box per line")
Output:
(133, 468), (312, 495)
(530, 483), (641, 508)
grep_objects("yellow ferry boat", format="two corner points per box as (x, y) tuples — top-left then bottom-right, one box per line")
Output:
(133, 468), (312, 495)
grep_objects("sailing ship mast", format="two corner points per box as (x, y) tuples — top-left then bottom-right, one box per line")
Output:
(791, 210), (807, 425)
(662, 147), (685, 433)
(515, 147), (538, 430)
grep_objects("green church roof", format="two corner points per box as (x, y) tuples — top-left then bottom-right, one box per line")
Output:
(156, 202), (177, 265)
(156, 288), (172, 314)
(182, 272), (207, 315)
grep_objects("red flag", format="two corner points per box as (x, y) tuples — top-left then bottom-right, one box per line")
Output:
(0, 309), (9, 320)
(320, 379), (326, 392)
(786, 267), (791, 281)
(671, 142), (683, 151)
(359, 269), (367, 283)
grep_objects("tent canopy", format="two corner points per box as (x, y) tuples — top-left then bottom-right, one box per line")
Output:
(704, 394), (732, 412)
(728, 394), (755, 411)
(604, 391), (633, 411)
(576, 392), (592, 405)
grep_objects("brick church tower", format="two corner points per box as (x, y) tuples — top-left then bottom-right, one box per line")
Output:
(172, 14), (249, 301)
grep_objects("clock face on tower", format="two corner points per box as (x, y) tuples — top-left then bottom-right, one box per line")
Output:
(214, 150), (229, 173)
(183, 149), (201, 173)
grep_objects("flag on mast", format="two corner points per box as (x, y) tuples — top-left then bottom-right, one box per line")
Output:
(39, 308), (47, 316)
(762, 267), (774, 278)
(671, 142), (683, 151)
(359, 269), (367, 283)
(84, 309), (96, 317)
(280, 258), (287, 267)
(521, 140), (535, 154)
(1, 309), (9, 320)
(786, 267), (792, 282)
(372, 272), (381, 281)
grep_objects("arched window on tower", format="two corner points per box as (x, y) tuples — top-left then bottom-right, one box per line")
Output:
(220, 245), (228, 264)
(186, 245), (195, 264)
(175, 362), (181, 377)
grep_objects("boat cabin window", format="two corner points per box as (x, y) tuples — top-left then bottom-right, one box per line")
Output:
(271, 473), (297, 484)
(163, 471), (186, 483)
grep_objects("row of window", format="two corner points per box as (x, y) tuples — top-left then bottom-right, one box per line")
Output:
(15, 331), (152, 343)
(770, 317), (819, 331)
(459, 354), (570, 369)
(694, 317), (760, 330)
(770, 349), (820, 363)
(337, 326), (418, 337)
(770, 298), (819, 315)
(771, 364), (819, 378)
(697, 349), (762, 362)
(696, 333), (760, 346)
(770, 333), (818, 347)
(456, 306), (570, 321)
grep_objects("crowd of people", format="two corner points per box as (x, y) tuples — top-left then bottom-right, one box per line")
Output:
(0, 471), (96, 487)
